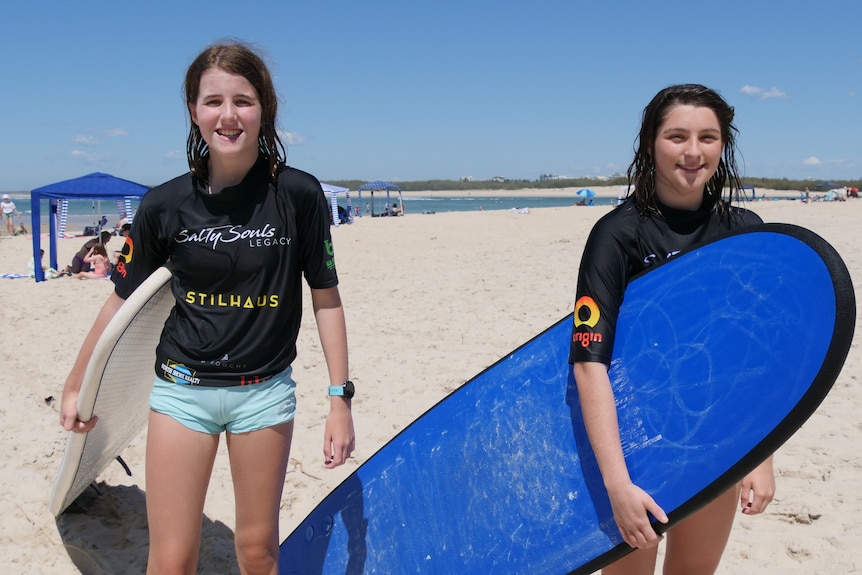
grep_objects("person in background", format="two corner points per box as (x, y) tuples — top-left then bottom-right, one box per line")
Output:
(114, 223), (131, 258)
(68, 244), (111, 279)
(59, 41), (354, 575)
(67, 231), (112, 274)
(570, 84), (774, 575)
(1, 194), (20, 236)
(115, 212), (129, 232)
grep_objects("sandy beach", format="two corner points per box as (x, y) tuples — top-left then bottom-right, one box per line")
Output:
(0, 192), (859, 574)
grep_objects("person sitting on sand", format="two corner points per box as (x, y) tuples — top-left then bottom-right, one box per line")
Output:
(68, 244), (111, 279)
(113, 223), (131, 258)
(67, 231), (112, 274)
(28, 249), (54, 277)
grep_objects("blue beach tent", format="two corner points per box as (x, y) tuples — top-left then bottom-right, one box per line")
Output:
(321, 183), (353, 226)
(358, 181), (404, 217)
(30, 172), (149, 282)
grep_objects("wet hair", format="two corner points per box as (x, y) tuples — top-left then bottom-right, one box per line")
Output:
(626, 84), (743, 215)
(184, 42), (285, 181)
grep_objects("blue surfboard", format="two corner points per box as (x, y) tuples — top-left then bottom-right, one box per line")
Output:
(279, 223), (855, 574)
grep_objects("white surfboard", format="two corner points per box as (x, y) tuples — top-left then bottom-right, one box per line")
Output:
(49, 266), (174, 517)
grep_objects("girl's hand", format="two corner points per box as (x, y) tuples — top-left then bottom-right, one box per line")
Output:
(323, 399), (355, 468)
(740, 456), (775, 514)
(607, 481), (668, 548)
(59, 384), (98, 433)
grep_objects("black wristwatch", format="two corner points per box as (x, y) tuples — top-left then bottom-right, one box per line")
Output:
(328, 380), (355, 399)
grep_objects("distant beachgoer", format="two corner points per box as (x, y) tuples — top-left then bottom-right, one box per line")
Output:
(67, 231), (112, 274)
(1, 194), (20, 236)
(68, 244), (110, 279)
(115, 213), (129, 232)
(114, 223), (131, 257)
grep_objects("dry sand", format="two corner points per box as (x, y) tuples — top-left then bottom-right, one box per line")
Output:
(0, 192), (859, 574)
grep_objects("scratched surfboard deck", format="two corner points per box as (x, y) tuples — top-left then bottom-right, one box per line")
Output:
(49, 266), (174, 517)
(279, 223), (855, 574)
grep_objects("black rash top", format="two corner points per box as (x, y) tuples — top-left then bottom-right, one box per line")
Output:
(569, 197), (762, 365)
(112, 158), (339, 386)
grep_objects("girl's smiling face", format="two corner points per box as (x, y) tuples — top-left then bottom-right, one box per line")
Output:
(651, 104), (724, 210)
(189, 67), (262, 169)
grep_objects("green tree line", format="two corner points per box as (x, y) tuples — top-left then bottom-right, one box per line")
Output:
(325, 176), (861, 192)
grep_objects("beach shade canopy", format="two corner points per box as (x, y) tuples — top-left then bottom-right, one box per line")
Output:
(30, 172), (150, 282)
(357, 181), (404, 217)
(321, 183), (353, 227)
(576, 188), (596, 198)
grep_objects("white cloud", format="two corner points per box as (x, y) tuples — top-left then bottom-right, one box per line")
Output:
(739, 85), (787, 100)
(803, 156), (822, 166)
(71, 149), (105, 164)
(279, 130), (304, 146)
(73, 135), (99, 146)
(102, 128), (129, 137)
(761, 87), (787, 99)
(163, 150), (185, 161)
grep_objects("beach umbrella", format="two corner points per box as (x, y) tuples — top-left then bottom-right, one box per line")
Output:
(576, 188), (596, 198)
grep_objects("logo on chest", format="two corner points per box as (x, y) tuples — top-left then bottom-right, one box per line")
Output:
(176, 224), (291, 249)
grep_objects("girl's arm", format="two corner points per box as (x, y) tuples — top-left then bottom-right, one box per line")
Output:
(574, 361), (668, 548)
(310, 286), (355, 469)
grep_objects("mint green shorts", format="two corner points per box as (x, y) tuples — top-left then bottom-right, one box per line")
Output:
(149, 366), (297, 434)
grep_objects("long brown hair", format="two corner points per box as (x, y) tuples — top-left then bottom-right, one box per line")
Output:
(184, 42), (285, 181)
(627, 84), (743, 215)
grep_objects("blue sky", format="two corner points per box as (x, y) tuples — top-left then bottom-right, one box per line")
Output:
(2, 0), (860, 190)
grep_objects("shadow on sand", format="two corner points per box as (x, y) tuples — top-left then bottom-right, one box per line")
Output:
(56, 482), (239, 574)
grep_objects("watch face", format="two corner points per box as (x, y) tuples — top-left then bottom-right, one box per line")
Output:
(343, 380), (355, 398)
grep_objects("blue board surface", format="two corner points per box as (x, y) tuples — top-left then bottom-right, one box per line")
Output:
(280, 223), (855, 574)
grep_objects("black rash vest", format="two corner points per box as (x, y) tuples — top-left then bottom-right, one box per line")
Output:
(112, 159), (338, 386)
(569, 197), (762, 365)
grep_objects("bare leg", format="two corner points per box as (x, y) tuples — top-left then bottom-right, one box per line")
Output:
(662, 485), (738, 575)
(601, 545), (659, 575)
(145, 411), (220, 575)
(226, 421), (294, 575)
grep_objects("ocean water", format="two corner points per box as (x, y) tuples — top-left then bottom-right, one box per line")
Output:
(351, 194), (616, 215)
(5, 193), (615, 230)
